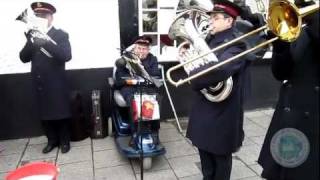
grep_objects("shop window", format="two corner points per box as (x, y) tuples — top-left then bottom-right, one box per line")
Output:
(139, 0), (179, 61)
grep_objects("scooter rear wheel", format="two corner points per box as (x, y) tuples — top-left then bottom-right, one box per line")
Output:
(143, 157), (152, 170)
(107, 117), (113, 136)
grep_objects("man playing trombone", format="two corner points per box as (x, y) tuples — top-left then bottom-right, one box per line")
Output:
(258, 0), (319, 179)
(184, 0), (251, 179)
(19, 2), (72, 154)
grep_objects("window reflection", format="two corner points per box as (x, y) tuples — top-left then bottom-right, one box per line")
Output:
(142, 0), (157, 9)
(143, 11), (157, 32)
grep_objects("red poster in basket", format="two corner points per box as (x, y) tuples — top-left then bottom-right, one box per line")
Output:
(131, 99), (138, 122)
(132, 94), (159, 122)
(142, 100), (154, 119)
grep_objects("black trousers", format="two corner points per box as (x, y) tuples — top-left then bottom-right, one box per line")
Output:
(42, 118), (71, 146)
(198, 149), (232, 180)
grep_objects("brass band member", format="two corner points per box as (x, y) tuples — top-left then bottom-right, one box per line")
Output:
(19, 2), (72, 154)
(185, 0), (250, 179)
(258, 0), (319, 179)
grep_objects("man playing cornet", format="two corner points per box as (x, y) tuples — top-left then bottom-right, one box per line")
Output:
(19, 1), (72, 154)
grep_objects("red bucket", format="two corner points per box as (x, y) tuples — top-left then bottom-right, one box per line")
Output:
(5, 162), (59, 180)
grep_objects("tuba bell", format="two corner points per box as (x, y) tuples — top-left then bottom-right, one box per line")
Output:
(168, 0), (233, 102)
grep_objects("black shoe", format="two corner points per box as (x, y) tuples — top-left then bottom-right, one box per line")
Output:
(60, 144), (70, 153)
(42, 143), (58, 154)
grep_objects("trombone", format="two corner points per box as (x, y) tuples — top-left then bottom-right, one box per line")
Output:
(166, 0), (319, 87)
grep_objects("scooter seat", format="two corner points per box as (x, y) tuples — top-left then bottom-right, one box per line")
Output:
(114, 90), (128, 107)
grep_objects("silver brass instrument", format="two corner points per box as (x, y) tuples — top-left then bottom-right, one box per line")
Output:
(167, 0), (319, 90)
(16, 8), (57, 58)
(168, 0), (233, 102)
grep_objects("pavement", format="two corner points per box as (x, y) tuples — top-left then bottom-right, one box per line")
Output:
(0, 108), (274, 180)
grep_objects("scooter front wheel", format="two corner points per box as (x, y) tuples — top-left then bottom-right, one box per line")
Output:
(143, 157), (152, 170)
(107, 117), (113, 136)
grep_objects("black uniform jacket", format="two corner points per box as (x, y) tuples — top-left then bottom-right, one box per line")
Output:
(186, 28), (250, 155)
(19, 27), (72, 120)
(258, 28), (319, 180)
(115, 53), (160, 102)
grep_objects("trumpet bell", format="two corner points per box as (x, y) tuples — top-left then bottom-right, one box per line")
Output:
(16, 9), (28, 23)
(268, 0), (301, 42)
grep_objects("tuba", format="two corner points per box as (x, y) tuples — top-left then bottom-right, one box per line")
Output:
(168, 0), (233, 102)
(16, 8), (57, 58)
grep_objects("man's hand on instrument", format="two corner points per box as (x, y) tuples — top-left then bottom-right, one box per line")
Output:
(33, 37), (48, 47)
(24, 30), (33, 41)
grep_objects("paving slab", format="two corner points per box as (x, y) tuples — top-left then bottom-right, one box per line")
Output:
(0, 154), (21, 173)
(92, 137), (116, 152)
(58, 160), (93, 180)
(57, 145), (92, 165)
(249, 136), (266, 146)
(21, 144), (57, 161)
(95, 164), (135, 180)
(93, 149), (130, 169)
(179, 174), (202, 180)
(0, 138), (28, 156)
(160, 122), (176, 130)
(28, 136), (47, 145)
(159, 128), (185, 143)
(163, 140), (197, 159)
(240, 176), (264, 180)
(19, 158), (56, 168)
(0, 172), (7, 179)
(235, 144), (262, 165)
(244, 110), (268, 119)
(168, 154), (201, 178)
(260, 108), (275, 116)
(136, 169), (178, 180)
(249, 116), (272, 129)
(249, 164), (264, 176)
(243, 123), (267, 137)
(70, 137), (91, 147)
(231, 163), (256, 179)
(243, 136), (256, 146)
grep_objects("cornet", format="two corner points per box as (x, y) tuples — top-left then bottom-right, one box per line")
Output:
(16, 8), (57, 58)
(166, 0), (319, 88)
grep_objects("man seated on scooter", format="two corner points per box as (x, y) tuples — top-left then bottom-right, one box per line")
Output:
(115, 35), (161, 144)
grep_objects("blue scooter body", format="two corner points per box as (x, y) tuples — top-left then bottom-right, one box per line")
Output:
(111, 105), (166, 158)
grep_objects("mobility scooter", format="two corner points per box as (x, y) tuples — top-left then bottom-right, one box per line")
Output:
(107, 53), (166, 170)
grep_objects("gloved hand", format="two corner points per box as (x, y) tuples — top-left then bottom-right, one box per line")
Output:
(24, 30), (33, 42)
(33, 37), (47, 47)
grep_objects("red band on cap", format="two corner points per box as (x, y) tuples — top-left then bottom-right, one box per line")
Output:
(135, 39), (150, 45)
(34, 7), (53, 13)
(215, 4), (239, 17)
